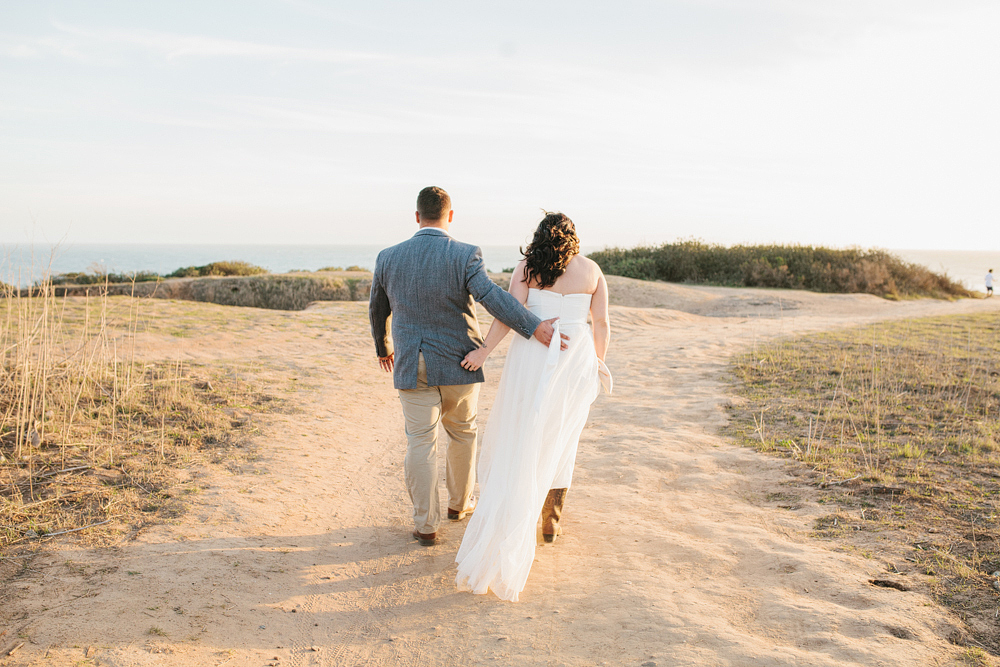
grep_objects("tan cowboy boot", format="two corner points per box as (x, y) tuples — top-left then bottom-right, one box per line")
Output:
(541, 488), (568, 543)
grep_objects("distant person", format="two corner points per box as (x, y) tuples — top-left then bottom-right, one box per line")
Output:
(455, 211), (612, 602)
(369, 186), (564, 548)
(987, 269), (994, 297)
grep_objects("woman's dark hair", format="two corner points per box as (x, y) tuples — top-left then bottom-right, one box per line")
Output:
(521, 212), (580, 289)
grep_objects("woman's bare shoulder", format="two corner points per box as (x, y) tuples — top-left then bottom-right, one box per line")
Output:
(560, 255), (601, 293)
(510, 259), (530, 285)
(570, 254), (603, 277)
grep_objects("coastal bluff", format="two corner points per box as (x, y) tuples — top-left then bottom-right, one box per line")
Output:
(22, 271), (519, 311)
(24, 270), (375, 310)
(22, 271), (976, 313)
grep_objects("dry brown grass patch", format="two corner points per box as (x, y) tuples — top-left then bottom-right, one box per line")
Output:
(0, 281), (278, 555)
(729, 312), (1000, 655)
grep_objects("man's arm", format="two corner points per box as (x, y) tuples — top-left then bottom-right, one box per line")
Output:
(369, 264), (394, 370)
(465, 249), (541, 339)
(465, 251), (566, 348)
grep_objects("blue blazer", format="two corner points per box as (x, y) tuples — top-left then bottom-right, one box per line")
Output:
(369, 228), (541, 390)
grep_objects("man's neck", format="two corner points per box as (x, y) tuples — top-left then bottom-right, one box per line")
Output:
(415, 209), (453, 231)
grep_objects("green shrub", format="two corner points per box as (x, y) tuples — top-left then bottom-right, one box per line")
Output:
(588, 241), (971, 299)
(49, 270), (162, 286)
(166, 261), (268, 278)
(315, 265), (370, 273)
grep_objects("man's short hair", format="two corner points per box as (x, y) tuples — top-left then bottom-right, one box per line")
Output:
(416, 186), (451, 221)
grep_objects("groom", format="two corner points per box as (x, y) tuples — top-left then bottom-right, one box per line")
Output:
(369, 186), (564, 546)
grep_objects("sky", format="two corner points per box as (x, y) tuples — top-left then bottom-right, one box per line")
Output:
(1, 0), (999, 250)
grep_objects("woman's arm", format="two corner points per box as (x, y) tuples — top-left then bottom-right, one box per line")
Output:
(591, 272), (610, 361)
(462, 261), (530, 372)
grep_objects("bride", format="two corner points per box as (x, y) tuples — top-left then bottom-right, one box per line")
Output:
(454, 212), (611, 602)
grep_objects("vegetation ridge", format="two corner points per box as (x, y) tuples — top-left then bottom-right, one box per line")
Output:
(588, 241), (972, 299)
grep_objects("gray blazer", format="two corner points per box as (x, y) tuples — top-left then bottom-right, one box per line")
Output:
(369, 228), (542, 390)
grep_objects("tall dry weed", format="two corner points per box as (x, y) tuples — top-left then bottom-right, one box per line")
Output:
(1, 263), (272, 549)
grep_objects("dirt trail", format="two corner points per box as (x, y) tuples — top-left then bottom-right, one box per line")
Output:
(4, 279), (1000, 666)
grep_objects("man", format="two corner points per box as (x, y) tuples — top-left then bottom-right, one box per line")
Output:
(369, 186), (565, 546)
(987, 269), (994, 297)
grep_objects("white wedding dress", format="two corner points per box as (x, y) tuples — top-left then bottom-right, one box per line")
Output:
(455, 288), (601, 601)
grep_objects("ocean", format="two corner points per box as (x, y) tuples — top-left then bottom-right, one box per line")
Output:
(1, 244), (996, 293)
(0, 243), (543, 287)
(892, 249), (998, 295)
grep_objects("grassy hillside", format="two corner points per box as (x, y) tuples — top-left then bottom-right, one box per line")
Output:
(589, 241), (972, 299)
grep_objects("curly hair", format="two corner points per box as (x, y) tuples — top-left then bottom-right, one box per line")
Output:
(521, 212), (580, 289)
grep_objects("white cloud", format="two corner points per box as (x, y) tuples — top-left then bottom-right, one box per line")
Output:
(0, 35), (91, 61)
(1, 43), (39, 59)
(50, 21), (391, 64)
(1, 1), (998, 248)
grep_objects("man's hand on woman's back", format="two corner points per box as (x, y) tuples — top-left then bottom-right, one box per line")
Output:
(533, 317), (569, 350)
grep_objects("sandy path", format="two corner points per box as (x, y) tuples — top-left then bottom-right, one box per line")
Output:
(5, 279), (1000, 666)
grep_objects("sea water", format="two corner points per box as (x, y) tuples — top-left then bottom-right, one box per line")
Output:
(893, 249), (998, 295)
(0, 244), (544, 286)
(1, 243), (997, 293)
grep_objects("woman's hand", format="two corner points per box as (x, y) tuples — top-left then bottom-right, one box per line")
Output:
(462, 347), (490, 372)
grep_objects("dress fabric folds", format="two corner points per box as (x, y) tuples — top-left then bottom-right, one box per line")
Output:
(455, 289), (600, 601)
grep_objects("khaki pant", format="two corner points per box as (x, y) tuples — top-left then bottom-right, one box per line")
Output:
(398, 353), (479, 534)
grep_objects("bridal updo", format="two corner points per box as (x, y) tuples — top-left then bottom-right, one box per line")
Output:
(521, 212), (580, 290)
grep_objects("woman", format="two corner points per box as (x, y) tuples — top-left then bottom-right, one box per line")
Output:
(454, 212), (611, 602)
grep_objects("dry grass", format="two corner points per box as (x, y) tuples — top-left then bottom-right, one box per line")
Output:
(728, 312), (1000, 654)
(0, 277), (277, 553)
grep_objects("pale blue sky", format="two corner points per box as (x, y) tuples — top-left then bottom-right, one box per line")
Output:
(2, 1), (998, 249)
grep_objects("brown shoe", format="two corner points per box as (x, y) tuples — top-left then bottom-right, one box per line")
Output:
(448, 496), (477, 521)
(412, 530), (437, 546)
(541, 488), (567, 543)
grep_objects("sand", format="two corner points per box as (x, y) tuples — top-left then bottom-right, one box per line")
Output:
(4, 276), (1000, 666)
